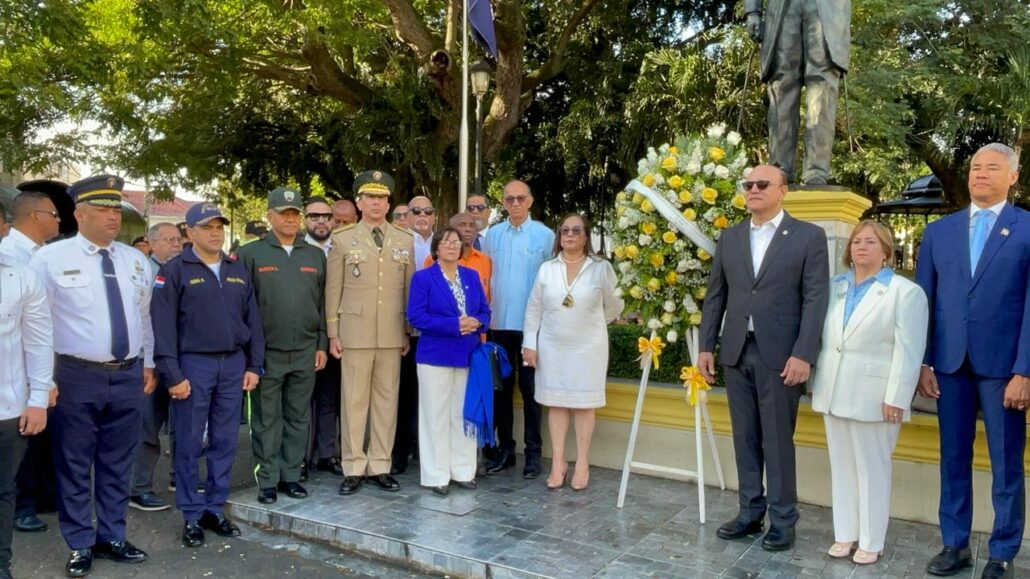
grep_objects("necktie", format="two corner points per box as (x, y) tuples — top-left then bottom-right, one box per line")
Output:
(99, 249), (131, 360)
(372, 227), (384, 249)
(969, 209), (993, 274)
(473, 236), (482, 251)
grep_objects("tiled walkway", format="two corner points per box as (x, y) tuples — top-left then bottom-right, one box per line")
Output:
(228, 457), (1030, 578)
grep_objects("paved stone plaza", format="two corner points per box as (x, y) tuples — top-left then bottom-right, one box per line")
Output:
(228, 456), (1030, 578)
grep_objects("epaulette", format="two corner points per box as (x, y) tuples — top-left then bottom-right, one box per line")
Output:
(332, 223), (358, 235)
(392, 224), (414, 236)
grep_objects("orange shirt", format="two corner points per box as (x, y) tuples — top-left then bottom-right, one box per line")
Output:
(424, 248), (492, 302)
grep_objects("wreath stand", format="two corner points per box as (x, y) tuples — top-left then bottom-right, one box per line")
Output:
(615, 327), (726, 523)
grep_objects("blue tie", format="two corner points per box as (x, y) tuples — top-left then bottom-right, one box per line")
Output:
(969, 209), (993, 274)
(473, 236), (482, 251)
(99, 249), (130, 360)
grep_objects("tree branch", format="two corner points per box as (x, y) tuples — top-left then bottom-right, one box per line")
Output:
(444, 0), (460, 54)
(300, 32), (376, 106)
(521, 0), (601, 93)
(382, 0), (440, 60)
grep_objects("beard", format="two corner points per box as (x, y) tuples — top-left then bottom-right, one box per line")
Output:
(306, 227), (331, 242)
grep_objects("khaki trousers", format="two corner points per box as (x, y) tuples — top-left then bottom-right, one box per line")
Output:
(340, 348), (401, 476)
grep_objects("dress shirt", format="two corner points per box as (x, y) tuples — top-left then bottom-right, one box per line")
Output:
(836, 267), (895, 329)
(968, 200), (1006, 241)
(0, 259), (54, 418)
(304, 233), (332, 256)
(413, 232), (433, 271)
(483, 217), (555, 331)
(748, 209), (785, 331)
(0, 227), (41, 266)
(29, 234), (155, 367)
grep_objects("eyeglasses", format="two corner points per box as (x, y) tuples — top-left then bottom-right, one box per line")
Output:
(466, 204), (488, 212)
(32, 210), (59, 218)
(438, 240), (462, 248)
(741, 180), (777, 191)
(153, 236), (182, 244)
(503, 195), (529, 205)
(305, 213), (333, 222)
(409, 207), (435, 216)
(560, 226), (584, 236)
(392, 211), (408, 219)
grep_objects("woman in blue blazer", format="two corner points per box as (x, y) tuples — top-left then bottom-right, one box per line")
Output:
(407, 227), (490, 495)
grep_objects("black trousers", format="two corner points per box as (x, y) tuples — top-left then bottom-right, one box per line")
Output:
(0, 418), (27, 569)
(14, 423), (56, 518)
(493, 330), (541, 457)
(723, 335), (802, 528)
(392, 337), (419, 468)
(306, 355), (341, 464)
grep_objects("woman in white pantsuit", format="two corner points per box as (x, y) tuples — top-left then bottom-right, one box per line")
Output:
(810, 220), (928, 565)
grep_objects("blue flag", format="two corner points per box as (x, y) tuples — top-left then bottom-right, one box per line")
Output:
(468, 0), (497, 58)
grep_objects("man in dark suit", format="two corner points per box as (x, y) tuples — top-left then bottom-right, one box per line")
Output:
(916, 143), (1030, 579)
(699, 164), (829, 551)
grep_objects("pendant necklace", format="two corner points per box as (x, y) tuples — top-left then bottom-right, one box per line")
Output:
(560, 253), (587, 307)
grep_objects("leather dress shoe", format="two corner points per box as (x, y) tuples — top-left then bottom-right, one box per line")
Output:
(716, 518), (764, 540)
(390, 460), (408, 475)
(423, 485), (449, 496)
(277, 481), (308, 499)
(129, 491), (170, 512)
(257, 487), (278, 504)
(65, 549), (92, 578)
(927, 546), (973, 576)
(181, 521), (205, 548)
(367, 474), (401, 491)
(981, 559), (1014, 579)
(14, 514), (48, 533)
(339, 476), (363, 495)
(92, 539), (148, 563)
(199, 511), (241, 537)
(485, 450), (515, 474)
(299, 461), (309, 482)
(523, 456), (542, 479)
(453, 479), (478, 490)
(316, 457), (344, 476)
(761, 526), (796, 551)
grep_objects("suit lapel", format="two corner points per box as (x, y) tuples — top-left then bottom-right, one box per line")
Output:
(429, 264), (460, 316)
(754, 213), (795, 284)
(842, 278), (889, 342)
(737, 223), (755, 284)
(971, 204), (1016, 289)
(827, 278), (847, 345)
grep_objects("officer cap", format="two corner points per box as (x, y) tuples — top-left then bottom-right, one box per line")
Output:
(352, 170), (394, 198)
(185, 202), (229, 227)
(268, 186), (303, 213)
(68, 174), (124, 207)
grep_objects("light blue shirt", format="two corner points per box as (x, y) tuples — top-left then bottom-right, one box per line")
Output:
(835, 267), (894, 329)
(483, 217), (554, 331)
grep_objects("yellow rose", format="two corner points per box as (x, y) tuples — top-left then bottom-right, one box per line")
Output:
(688, 312), (703, 326)
(678, 190), (693, 203)
(649, 253), (665, 267)
(624, 245), (640, 259)
(616, 191), (628, 202)
(731, 194), (746, 210)
(632, 192), (644, 205)
(647, 277), (661, 292)
(682, 208), (697, 221)
(665, 271), (678, 285)
(708, 147), (726, 162)
(661, 231), (677, 244)
(661, 156), (677, 171)
(668, 175), (685, 189)
(640, 222), (657, 235)
(693, 287), (707, 300)
(701, 187), (718, 204)
(642, 174), (655, 187)
(613, 246), (625, 260)
(668, 146), (678, 154)
(697, 248), (711, 261)
(661, 313), (674, 325)
(616, 205), (626, 217)
(713, 215), (729, 229)
(640, 200), (655, 213)
(629, 286), (643, 299)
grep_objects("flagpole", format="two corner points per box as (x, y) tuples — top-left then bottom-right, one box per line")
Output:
(458, 0), (470, 212)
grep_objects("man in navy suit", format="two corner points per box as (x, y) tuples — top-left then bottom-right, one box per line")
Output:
(916, 143), (1030, 579)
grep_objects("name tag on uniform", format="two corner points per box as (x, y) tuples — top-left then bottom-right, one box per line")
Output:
(189, 278), (205, 285)
(300, 266), (318, 274)
(257, 266), (278, 273)
(226, 276), (246, 285)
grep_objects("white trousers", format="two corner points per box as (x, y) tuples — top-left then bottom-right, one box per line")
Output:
(823, 414), (901, 552)
(417, 364), (477, 487)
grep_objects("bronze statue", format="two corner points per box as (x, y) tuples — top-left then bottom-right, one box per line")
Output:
(745, 0), (851, 186)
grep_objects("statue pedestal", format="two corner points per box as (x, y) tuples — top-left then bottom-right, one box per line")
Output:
(783, 189), (872, 276)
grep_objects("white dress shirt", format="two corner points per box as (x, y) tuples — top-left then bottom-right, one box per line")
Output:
(29, 234), (155, 367)
(0, 227), (41, 266)
(304, 233), (332, 256)
(748, 209), (784, 330)
(414, 231), (433, 271)
(0, 259), (54, 418)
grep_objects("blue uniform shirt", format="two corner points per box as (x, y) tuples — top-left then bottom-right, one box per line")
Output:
(835, 267), (894, 329)
(483, 217), (554, 331)
(150, 248), (265, 387)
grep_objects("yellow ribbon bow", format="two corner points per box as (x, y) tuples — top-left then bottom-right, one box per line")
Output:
(680, 365), (711, 406)
(637, 336), (666, 370)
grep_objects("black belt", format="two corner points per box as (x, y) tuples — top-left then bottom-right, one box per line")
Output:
(57, 354), (139, 371)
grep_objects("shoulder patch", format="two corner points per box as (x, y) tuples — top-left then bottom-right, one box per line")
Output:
(391, 225), (413, 236)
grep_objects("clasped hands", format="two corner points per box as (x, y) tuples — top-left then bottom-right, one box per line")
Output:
(697, 352), (811, 387)
(458, 315), (481, 336)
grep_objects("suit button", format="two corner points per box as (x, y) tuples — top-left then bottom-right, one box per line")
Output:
(836, 346), (842, 353)
(751, 290), (757, 295)
(378, 300), (383, 304)
(380, 258), (384, 262)
(968, 293), (974, 299)
(378, 286), (383, 290)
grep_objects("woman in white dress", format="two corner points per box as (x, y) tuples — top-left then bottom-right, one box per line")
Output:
(522, 214), (624, 490)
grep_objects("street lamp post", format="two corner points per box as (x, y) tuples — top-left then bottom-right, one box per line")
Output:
(470, 58), (492, 198)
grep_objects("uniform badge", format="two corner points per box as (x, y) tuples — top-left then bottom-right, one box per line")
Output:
(134, 261), (144, 276)
(1001, 228), (1010, 237)
(285, 190), (296, 202)
(106, 177), (116, 188)
(373, 171), (382, 180)
(352, 265), (361, 278)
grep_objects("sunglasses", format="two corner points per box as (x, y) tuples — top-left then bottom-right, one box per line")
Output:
(466, 204), (488, 212)
(409, 207), (435, 216)
(560, 226), (584, 236)
(32, 209), (60, 218)
(392, 211), (408, 219)
(305, 213), (333, 221)
(741, 180), (778, 191)
(503, 195), (529, 205)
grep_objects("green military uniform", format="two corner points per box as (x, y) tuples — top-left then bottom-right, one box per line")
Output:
(236, 187), (327, 490)
(325, 171), (414, 478)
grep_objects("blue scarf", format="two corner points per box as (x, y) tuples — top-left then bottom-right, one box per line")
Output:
(464, 342), (511, 447)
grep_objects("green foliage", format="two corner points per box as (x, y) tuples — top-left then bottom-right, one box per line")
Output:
(607, 323), (725, 388)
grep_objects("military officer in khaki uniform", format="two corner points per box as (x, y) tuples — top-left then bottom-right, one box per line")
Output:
(326, 170), (414, 495)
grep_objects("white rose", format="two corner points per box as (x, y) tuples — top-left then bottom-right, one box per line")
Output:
(676, 259), (689, 273)
(638, 234), (652, 246)
(703, 162), (716, 176)
(714, 165), (730, 179)
(647, 318), (662, 330)
(666, 330), (678, 343)
(618, 261), (632, 273)
(646, 148), (658, 162)
(618, 217), (629, 229)
(663, 300), (676, 313)
(742, 166), (753, 179)
(653, 173), (665, 185)
(685, 160), (701, 175)
(727, 131), (741, 146)
(614, 286), (624, 297)
(707, 123), (726, 138)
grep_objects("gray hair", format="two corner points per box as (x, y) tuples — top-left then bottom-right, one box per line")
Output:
(973, 143), (1019, 171)
(147, 222), (179, 240)
(11, 191), (51, 219)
